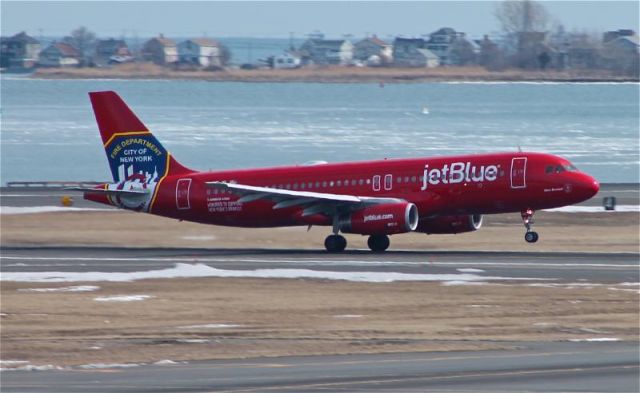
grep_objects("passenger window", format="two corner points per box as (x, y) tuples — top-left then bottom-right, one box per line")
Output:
(384, 174), (393, 190)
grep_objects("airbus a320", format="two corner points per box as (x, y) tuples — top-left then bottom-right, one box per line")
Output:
(76, 91), (600, 252)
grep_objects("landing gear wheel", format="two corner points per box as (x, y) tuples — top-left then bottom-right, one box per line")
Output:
(524, 231), (539, 243)
(325, 234), (347, 252)
(367, 234), (390, 252)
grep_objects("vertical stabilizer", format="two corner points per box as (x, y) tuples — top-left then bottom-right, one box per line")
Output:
(89, 91), (191, 183)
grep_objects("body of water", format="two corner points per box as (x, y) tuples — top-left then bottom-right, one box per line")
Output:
(1, 77), (638, 184)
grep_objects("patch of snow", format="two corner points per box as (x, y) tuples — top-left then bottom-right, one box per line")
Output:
(579, 328), (609, 334)
(94, 295), (153, 302)
(88, 346), (102, 350)
(333, 314), (364, 318)
(0, 263), (542, 283)
(568, 338), (620, 342)
(78, 363), (142, 369)
(181, 235), (217, 241)
(178, 324), (241, 329)
(0, 360), (29, 365)
(154, 360), (182, 365)
(2, 364), (63, 371)
(544, 205), (639, 213)
(0, 206), (114, 215)
(457, 268), (485, 273)
(442, 281), (488, 286)
(608, 287), (640, 293)
(19, 285), (100, 292)
(177, 339), (209, 343)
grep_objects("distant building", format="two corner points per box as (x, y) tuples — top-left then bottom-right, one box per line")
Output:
(425, 27), (463, 65)
(273, 51), (302, 69)
(142, 35), (178, 65)
(177, 38), (222, 67)
(604, 32), (639, 53)
(603, 29), (636, 44)
(392, 38), (440, 68)
(425, 27), (479, 65)
(299, 38), (353, 65)
(95, 39), (132, 66)
(601, 30), (639, 75)
(0, 31), (41, 70)
(354, 36), (392, 65)
(38, 42), (80, 67)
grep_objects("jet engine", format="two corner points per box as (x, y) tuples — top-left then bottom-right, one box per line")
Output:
(415, 214), (483, 234)
(339, 203), (419, 235)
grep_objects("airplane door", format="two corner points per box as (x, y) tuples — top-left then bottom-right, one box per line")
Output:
(384, 174), (393, 191)
(176, 178), (192, 209)
(510, 157), (527, 189)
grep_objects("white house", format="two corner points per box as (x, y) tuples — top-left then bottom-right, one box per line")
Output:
(177, 38), (221, 67)
(299, 39), (353, 65)
(354, 36), (392, 65)
(142, 35), (178, 65)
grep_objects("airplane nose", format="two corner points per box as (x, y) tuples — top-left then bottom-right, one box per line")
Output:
(589, 178), (600, 196)
(580, 175), (599, 199)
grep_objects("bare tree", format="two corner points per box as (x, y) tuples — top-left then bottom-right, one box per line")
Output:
(65, 26), (96, 66)
(495, 0), (550, 34)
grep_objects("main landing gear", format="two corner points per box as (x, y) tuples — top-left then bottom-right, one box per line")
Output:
(324, 233), (391, 252)
(521, 208), (539, 243)
(324, 234), (347, 253)
(367, 234), (390, 252)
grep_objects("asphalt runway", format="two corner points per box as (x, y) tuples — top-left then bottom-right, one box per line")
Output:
(2, 341), (638, 392)
(1, 246), (638, 284)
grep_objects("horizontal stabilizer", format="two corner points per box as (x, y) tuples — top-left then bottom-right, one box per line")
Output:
(66, 187), (150, 196)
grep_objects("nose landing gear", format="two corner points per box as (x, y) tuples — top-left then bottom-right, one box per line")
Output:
(521, 208), (539, 243)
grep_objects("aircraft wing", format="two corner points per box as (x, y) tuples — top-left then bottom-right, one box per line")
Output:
(206, 181), (403, 216)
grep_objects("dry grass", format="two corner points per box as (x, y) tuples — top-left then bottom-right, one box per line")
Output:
(33, 64), (636, 83)
(1, 210), (637, 252)
(1, 278), (637, 366)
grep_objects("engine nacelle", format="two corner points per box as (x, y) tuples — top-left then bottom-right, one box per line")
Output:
(415, 214), (483, 234)
(339, 203), (419, 235)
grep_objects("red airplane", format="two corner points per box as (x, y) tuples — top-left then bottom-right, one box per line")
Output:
(76, 91), (600, 252)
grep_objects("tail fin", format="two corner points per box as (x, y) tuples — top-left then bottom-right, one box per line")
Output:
(89, 91), (191, 184)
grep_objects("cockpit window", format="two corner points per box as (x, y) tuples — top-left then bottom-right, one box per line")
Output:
(555, 165), (565, 173)
(563, 164), (578, 172)
(545, 165), (554, 174)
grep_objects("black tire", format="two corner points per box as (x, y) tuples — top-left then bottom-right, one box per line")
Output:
(367, 234), (390, 252)
(524, 231), (539, 243)
(325, 234), (347, 252)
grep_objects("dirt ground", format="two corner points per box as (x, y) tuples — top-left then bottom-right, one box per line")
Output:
(1, 278), (638, 367)
(1, 210), (638, 252)
(1, 210), (638, 367)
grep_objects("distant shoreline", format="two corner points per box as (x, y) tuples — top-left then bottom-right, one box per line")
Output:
(27, 64), (639, 83)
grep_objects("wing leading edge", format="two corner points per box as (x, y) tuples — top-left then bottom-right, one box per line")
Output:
(206, 181), (404, 216)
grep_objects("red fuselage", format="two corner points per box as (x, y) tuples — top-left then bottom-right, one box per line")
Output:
(136, 151), (598, 227)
